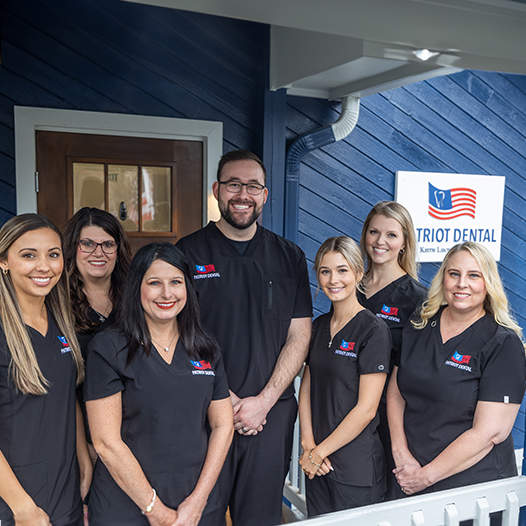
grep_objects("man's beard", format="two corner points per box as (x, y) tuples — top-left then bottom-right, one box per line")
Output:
(219, 198), (262, 230)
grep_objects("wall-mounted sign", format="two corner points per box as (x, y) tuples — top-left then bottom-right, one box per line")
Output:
(395, 171), (506, 262)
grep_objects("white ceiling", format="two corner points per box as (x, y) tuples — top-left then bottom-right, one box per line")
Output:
(124, 0), (526, 99)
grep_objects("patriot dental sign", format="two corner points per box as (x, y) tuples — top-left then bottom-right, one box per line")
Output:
(395, 171), (505, 262)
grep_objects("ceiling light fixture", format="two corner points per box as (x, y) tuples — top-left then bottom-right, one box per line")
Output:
(413, 49), (440, 61)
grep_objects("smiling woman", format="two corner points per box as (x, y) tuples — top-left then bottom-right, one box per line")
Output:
(0, 214), (90, 526)
(387, 242), (526, 516)
(84, 243), (233, 526)
(298, 236), (391, 516)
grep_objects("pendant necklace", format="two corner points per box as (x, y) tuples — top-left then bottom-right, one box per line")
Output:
(90, 295), (112, 323)
(151, 330), (179, 352)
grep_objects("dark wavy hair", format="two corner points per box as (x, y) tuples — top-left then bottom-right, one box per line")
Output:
(63, 208), (132, 333)
(120, 243), (218, 366)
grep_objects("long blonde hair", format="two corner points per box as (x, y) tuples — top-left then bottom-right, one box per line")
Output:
(360, 201), (419, 280)
(413, 242), (523, 341)
(0, 214), (84, 395)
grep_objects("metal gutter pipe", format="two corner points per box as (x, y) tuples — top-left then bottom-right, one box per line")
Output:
(283, 96), (360, 243)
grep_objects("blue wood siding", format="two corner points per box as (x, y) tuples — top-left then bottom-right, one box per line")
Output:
(288, 71), (526, 446)
(288, 71), (526, 325)
(0, 0), (269, 219)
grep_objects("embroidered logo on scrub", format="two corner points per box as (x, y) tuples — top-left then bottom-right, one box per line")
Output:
(194, 264), (220, 280)
(57, 336), (71, 354)
(334, 340), (357, 358)
(376, 304), (401, 323)
(190, 360), (215, 376)
(445, 351), (472, 372)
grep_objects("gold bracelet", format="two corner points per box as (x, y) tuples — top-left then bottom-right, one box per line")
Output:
(141, 488), (157, 515)
(309, 449), (322, 467)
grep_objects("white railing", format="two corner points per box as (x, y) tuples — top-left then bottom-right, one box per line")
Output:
(294, 476), (526, 526)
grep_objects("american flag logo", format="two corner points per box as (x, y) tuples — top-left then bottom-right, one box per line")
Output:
(381, 305), (398, 316)
(340, 340), (355, 351)
(196, 264), (216, 274)
(428, 183), (476, 220)
(451, 351), (471, 365)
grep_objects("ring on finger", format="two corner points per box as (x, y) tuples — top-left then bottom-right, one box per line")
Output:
(241, 427), (248, 434)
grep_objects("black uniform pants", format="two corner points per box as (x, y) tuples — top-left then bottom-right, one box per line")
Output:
(306, 474), (386, 517)
(217, 396), (297, 526)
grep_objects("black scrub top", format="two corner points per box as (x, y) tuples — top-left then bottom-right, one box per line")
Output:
(0, 316), (82, 526)
(308, 310), (391, 486)
(84, 328), (230, 525)
(397, 307), (526, 492)
(357, 274), (427, 362)
(177, 222), (313, 399)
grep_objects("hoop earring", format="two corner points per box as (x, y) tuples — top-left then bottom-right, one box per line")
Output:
(2, 268), (8, 275)
(399, 249), (405, 254)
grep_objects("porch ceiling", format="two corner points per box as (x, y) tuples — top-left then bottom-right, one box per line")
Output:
(123, 0), (526, 98)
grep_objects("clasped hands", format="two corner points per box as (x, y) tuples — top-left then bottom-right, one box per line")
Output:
(298, 447), (332, 480)
(393, 461), (430, 495)
(231, 394), (269, 436)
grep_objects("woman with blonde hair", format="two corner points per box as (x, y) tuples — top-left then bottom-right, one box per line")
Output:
(388, 242), (526, 501)
(298, 236), (391, 516)
(358, 201), (427, 496)
(0, 214), (91, 526)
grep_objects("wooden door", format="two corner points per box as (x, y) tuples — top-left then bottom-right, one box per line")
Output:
(35, 131), (203, 252)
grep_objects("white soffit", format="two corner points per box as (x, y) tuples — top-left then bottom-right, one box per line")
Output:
(123, 0), (526, 98)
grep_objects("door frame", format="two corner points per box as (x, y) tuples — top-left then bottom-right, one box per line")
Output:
(14, 106), (222, 224)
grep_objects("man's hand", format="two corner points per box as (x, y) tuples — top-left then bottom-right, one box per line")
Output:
(232, 396), (271, 435)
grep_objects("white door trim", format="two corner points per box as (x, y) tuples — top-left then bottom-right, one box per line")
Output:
(14, 106), (222, 224)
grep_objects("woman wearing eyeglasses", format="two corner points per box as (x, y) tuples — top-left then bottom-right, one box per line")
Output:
(63, 208), (132, 463)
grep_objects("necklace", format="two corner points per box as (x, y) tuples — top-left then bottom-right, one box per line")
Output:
(328, 307), (363, 347)
(151, 330), (179, 352)
(22, 303), (45, 318)
(93, 297), (112, 323)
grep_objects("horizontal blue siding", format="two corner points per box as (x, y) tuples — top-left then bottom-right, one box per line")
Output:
(289, 70), (526, 443)
(0, 0), (269, 218)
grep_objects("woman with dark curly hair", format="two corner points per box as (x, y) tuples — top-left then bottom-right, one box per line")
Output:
(63, 207), (131, 462)
(63, 207), (131, 344)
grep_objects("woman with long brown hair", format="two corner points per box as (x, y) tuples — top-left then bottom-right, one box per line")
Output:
(0, 214), (91, 526)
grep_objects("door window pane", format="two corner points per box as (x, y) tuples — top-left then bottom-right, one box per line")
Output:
(108, 165), (139, 232)
(73, 163), (105, 212)
(142, 166), (171, 232)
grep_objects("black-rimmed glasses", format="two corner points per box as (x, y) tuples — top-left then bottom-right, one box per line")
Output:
(78, 239), (119, 255)
(218, 181), (266, 196)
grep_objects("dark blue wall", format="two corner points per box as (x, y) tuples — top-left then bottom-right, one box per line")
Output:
(0, 0), (269, 223)
(288, 72), (526, 327)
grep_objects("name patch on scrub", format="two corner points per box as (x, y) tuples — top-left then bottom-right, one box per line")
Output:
(335, 340), (357, 358)
(194, 264), (221, 280)
(57, 335), (71, 354)
(445, 352), (472, 372)
(376, 305), (401, 323)
(190, 360), (215, 376)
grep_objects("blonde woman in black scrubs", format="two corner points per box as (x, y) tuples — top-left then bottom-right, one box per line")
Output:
(388, 243), (526, 505)
(299, 236), (391, 516)
(358, 201), (427, 496)
(0, 214), (90, 526)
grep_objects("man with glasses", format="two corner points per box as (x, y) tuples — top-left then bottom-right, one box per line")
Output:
(177, 150), (312, 526)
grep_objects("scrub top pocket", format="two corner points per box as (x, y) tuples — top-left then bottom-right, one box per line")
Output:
(262, 275), (296, 320)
